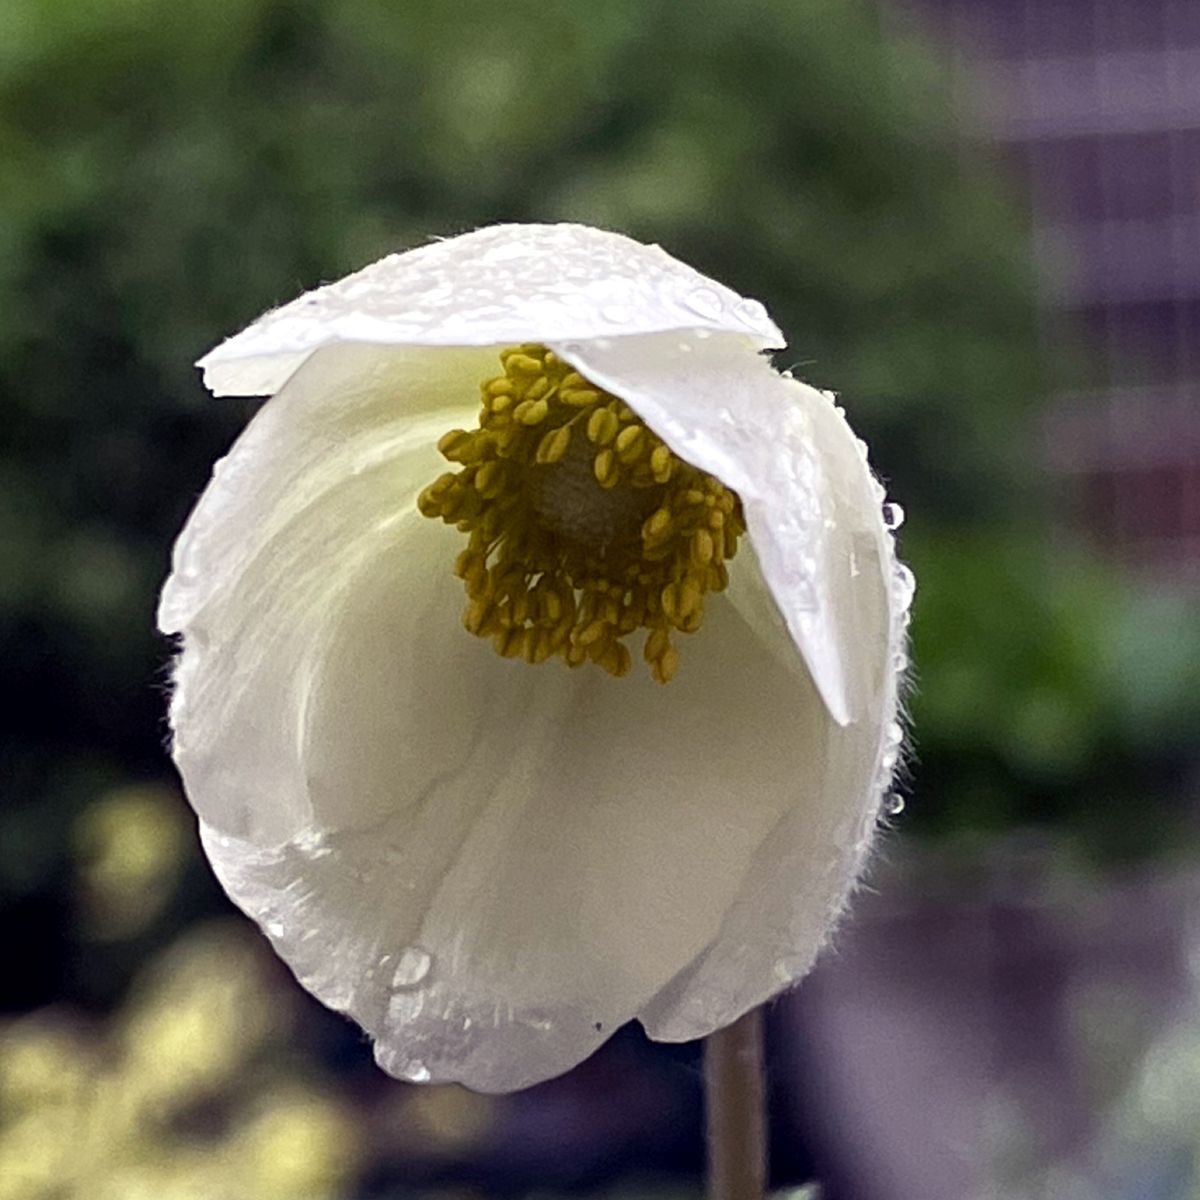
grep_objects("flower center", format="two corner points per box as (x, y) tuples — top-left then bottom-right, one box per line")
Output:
(417, 345), (745, 682)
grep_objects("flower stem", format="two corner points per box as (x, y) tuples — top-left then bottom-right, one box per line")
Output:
(704, 1007), (767, 1200)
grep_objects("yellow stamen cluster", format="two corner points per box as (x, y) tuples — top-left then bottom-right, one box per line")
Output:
(417, 345), (745, 682)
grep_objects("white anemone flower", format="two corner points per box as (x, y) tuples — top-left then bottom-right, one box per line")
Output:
(159, 223), (911, 1092)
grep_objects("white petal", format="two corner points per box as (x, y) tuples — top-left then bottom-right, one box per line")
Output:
(554, 333), (905, 1040)
(196, 550), (826, 1091)
(555, 332), (890, 728)
(197, 224), (783, 397)
(160, 341), (498, 839)
(162, 336), (896, 1091)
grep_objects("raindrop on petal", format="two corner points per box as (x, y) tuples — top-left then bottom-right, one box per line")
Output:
(736, 297), (768, 324)
(392, 945), (433, 990)
(683, 287), (724, 320)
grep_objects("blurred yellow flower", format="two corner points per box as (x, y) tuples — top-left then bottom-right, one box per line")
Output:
(159, 223), (910, 1091)
(72, 785), (188, 940)
(0, 924), (359, 1200)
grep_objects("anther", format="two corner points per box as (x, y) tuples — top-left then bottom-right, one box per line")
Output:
(418, 345), (746, 682)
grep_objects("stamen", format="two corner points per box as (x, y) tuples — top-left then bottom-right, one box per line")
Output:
(417, 345), (746, 682)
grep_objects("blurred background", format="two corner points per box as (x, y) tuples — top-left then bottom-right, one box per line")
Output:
(1, 0), (1197, 1196)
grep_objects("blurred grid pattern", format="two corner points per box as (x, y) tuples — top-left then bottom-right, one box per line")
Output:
(896, 0), (1200, 573)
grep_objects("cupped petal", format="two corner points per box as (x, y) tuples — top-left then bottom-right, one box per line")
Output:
(198, 539), (828, 1091)
(554, 332), (893, 727)
(198, 224), (783, 398)
(552, 332), (906, 1040)
(159, 341), (498, 842)
(161, 337), (862, 1091)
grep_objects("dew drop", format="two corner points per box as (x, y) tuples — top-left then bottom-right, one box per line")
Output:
(892, 563), (916, 610)
(678, 340), (694, 353)
(884, 792), (906, 817)
(392, 946), (433, 990)
(693, 327), (712, 340)
(292, 826), (329, 858)
(882, 501), (905, 531)
(266, 920), (284, 938)
(773, 958), (798, 984)
(736, 297), (768, 325)
(886, 720), (904, 747)
(403, 1061), (432, 1083)
(683, 287), (724, 320)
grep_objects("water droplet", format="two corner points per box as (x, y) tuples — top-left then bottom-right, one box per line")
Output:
(886, 720), (904, 747)
(884, 792), (906, 817)
(881, 747), (898, 771)
(388, 988), (425, 1024)
(736, 297), (768, 325)
(292, 827), (329, 858)
(892, 563), (916, 610)
(266, 920), (284, 938)
(601, 303), (631, 324)
(693, 327), (712, 340)
(882, 502), (905, 531)
(403, 1061), (432, 1083)
(893, 648), (910, 673)
(683, 287), (724, 320)
(392, 946), (432, 989)
(677, 340), (694, 353)
(773, 958), (799, 984)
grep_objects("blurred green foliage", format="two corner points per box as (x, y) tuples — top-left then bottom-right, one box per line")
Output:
(1, 0), (1197, 972)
